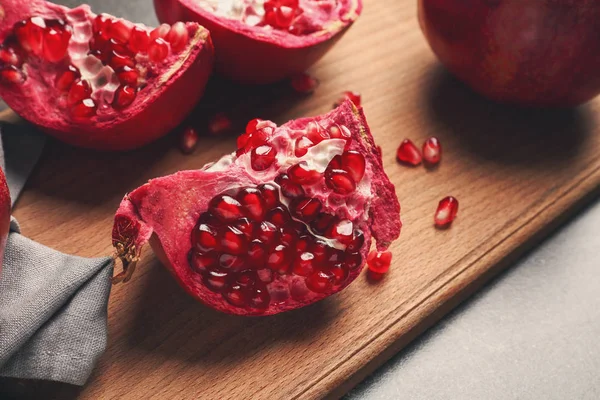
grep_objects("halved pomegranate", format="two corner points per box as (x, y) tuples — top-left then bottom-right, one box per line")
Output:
(0, 0), (214, 150)
(153, 0), (361, 83)
(112, 100), (400, 315)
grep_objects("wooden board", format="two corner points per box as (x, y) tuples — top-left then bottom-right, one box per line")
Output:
(2, 0), (600, 398)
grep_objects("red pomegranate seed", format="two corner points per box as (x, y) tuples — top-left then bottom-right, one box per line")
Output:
(245, 118), (263, 134)
(325, 168), (356, 194)
(180, 126), (199, 154)
(204, 270), (228, 292)
(55, 65), (79, 91)
(193, 223), (218, 252)
(190, 251), (216, 273)
(434, 196), (459, 227)
(265, 206), (291, 226)
(290, 197), (322, 222)
(237, 188), (266, 220)
(328, 219), (354, 245)
(219, 253), (245, 271)
(250, 286), (270, 308)
(71, 98), (97, 119)
(165, 21), (188, 53)
(42, 26), (70, 62)
(423, 137), (442, 165)
(294, 136), (314, 157)
(107, 19), (132, 44)
(279, 225), (298, 246)
(67, 80), (92, 106)
(367, 250), (392, 274)
(110, 50), (135, 69)
(0, 66), (24, 84)
(312, 239), (328, 262)
(220, 226), (248, 255)
(150, 23), (171, 40)
(210, 195), (244, 221)
(341, 151), (366, 183)
(258, 183), (278, 208)
(113, 85), (136, 109)
(208, 113), (232, 135)
(293, 252), (315, 276)
(343, 252), (362, 270)
(223, 284), (247, 306)
(233, 217), (255, 239)
(15, 18), (45, 56)
(117, 66), (139, 87)
(290, 72), (318, 93)
(267, 244), (291, 274)
(306, 270), (334, 293)
(334, 91), (361, 108)
(248, 240), (267, 266)
(330, 264), (349, 284)
(257, 221), (279, 246)
(94, 14), (112, 33)
(129, 26), (150, 53)
(276, 174), (305, 198)
(310, 213), (336, 235)
(0, 47), (21, 66)
(296, 235), (311, 252)
(396, 139), (422, 166)
(251, 144), (277, 171)
(305, 122), (328, 143)
(288, 162), (322, 185)
(346, 230), (364, 252)
(148, 38), (169, 62)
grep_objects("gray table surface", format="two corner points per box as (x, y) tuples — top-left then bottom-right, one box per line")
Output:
(13, 1), (600, 398)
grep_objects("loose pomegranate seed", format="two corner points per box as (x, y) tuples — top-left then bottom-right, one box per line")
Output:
(117, 66), (138, 87)
(422, 137), (442, 165)
(148, 38), (169, 62)
(325, 168), (356, 194)
(107, 19), (132, 44)
(67, 80), (92, 106)
(367, 250), (392, 274)
(165, 22), (188, 53)
(294, 136), (314, 157)
(0, 46), (21, 66)
(71, 98), (97, 119)
(150, 23), (171, 40)
(251, 144), (277, 171)
(293, 252), (315, 276)
(434, 196), (459, 227)
(190, 251), (216, 274)
(288, 162), (322, 185)
(334, 91), (361, 108)
(276, 174), (305, 198)
(112, 86), (136, 109)
(180, 126), (199, 154)
(290, 197), (322, 222)
(210, 195), (244, 221)
(341, 151), (366, 183)
(396, 139), (422, 166)
(129, 26), (150, 53)
(208, 113), (232, 135)
(237, 187), (266, 220)
(305, 270), (334, 293)
(290, 72), (318, 93)
(55, 65), (80, 91)
(328, 219), (354, 245)
(204, 270), (229, 292)
(0, 66), (24, 84)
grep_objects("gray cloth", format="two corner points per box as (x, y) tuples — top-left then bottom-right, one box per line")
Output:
(0, 124), (114, 386)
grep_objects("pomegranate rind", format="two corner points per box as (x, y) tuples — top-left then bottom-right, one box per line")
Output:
(112, 101), (401, 315)
(0, 169), (11, 276)
(153, 0), (361, 83)
(0, 0), (214, 150)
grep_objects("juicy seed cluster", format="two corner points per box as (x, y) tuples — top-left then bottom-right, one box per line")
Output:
(189, 184), (365, 310)
(263, 0), (301, 30)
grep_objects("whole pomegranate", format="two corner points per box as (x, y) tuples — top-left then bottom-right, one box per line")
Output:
(154, 0), (362, 83)
(0, 169), (10, 276)
(418, 0), (600, 107)
(0, 0), (214, 150)
(112, 100), (401, 315)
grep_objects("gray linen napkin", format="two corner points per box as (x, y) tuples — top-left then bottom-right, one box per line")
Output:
(0, 124), (114, 386)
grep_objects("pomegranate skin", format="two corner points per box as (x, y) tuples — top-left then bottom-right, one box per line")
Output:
(0, 0), (214, 150)
(154, 0), (361, 84)
(0, 169), (10, 276)
(418, 0), (600, 107)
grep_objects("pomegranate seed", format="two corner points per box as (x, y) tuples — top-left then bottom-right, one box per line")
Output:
(250, 286), (270, 308)
(108, 19), (132, 44)
(193, 223), (218, 252)
(71, 98), (97, 119)
(279, 225), (298, 246)
(288, 162), (322, 185)
(220, 226), (248, 255)
(55, 65), (80, 91)
(396, 139), (422, 166)
(259, 183), (278, 208)
(245, 118), (263, 134)
(257, 221), (279, 246)
(67, 80), (92, 106)
(341, 151), (366, 183)
(251, 144), (277, 171)
(434, 196), (459, 227)
(276, 174), (305, 198)
(290, 197), (322, 222)
(312, 239), (329, 262)
(208, 113), (232, 135)
(330, 264), (349, 284)
(204, 270), (229, 292)
(117, 66), (138, 87)
(310, 213), (336, 235)
(328, 219), (354, 245)
(15, 18), (45, 56)
(423, 137), (442, 165)
(328, 154), (342, 170)
(94, 14), (112, 33)
(165, 22), (188, 53)
(223, 284), (247, 306)
(296, 235), (312, 252)
(325, 168), (356, 194)
(290, 72), (318, 93)
(346, 230), (365, 252)
(0, 47), (21, 66)
(148, 38), (169, 62)
(219, 253), (245, 271)
(334, 91), (361, 107)
(305, 122), (328, 143)
(343, 252), (362, 270)
(367, 250), (392, 274)
(294, 136), (314, 157)
(276, 6), (295, 28)
(0, 66), (24, 84)
(248, 240), (267, 266)
(190, 251), (216, 274)
(265, 206), (291, 226)
(210, 195), (244, 221)
(306, 270), (334, 293)
(150, 23), (171, 40)
(180, 126), (199, 154)
(267, 244), (291, 274)
(237, 188), (266, 220)
(293, 252), (315, 276)
(110, 50), (135, 69)
(129, 26), (150, 53)
(233, 217), (255, 239)
(328, 124), (351, 149)
(113, 85), (137, 109)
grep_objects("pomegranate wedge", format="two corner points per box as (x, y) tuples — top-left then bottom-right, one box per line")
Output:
(0, 0), (214, 150)
(112, 100), (401, 315)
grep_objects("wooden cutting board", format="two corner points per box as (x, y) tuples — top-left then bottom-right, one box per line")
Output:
(2, 0), (600, 398)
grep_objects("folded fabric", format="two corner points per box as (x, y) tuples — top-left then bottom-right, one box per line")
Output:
(0, 124), (114, 386)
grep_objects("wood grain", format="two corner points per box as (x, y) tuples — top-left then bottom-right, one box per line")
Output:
(2, 0), (600, 398)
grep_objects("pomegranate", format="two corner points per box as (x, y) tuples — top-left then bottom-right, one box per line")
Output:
(153, 0), (362, 83)
(396, 139), (422, 166)
(434, 196), (458, 227)
(418, 0), (600, 107)
(112, 100), (401, 315)
(422, 137), (441, 165)
(0, 0), (214, 150)
(0, 169), (10, 276)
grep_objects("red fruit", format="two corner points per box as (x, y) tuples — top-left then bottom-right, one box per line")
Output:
(325, 168), (356, 195)
(153, 0), (362, 84)
(112, 100), (401, 315)
(287, 162), (322, 185)
(396, 139), (422, 166)
(422, 137), (441, 165)
(434, 196), (459, 227)
(290, 72), (318, 94)
(367, 250), (392, 274)
(0, 169), (11, 277)
(0, 0), (214, 150)
(180, 126), (199, 154)
(251, 144), (278, 171)
(334, 91), (361, 107)
(418, 0), (600, 107)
